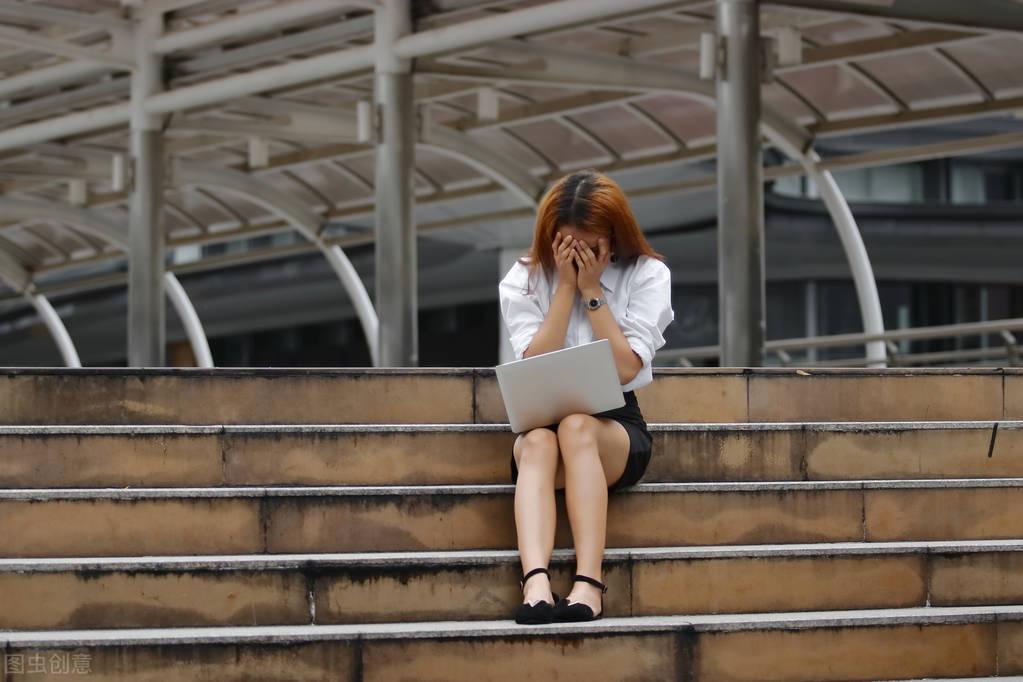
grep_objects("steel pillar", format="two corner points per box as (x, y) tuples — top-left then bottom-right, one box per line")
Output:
(374, 0), (417, 366)
(716, 0), (765, 367)
(128, 9), (166, 366)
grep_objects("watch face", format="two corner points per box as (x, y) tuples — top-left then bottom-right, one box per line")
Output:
(588, 298), (600, 309)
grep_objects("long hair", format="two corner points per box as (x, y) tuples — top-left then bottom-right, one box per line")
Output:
(517, 170), (664, 290)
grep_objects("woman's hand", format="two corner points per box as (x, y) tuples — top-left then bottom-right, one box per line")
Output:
(553, 232), (578, 290)
(574, 237), (610, 295)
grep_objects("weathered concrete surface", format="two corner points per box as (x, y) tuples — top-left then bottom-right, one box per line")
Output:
(1006, 371), (1023, 420)
(0, 368), (1009, 425)
(360, 633), (681, 681)
(6, 423), (1019, 488)
(11, 544), (1023, 629)
(865, 487), (1023, 542)
(748, 370), (1003, 423)
(4, 612), (1022, 681)
(0, 570), (310, 630)
(223, 428), (516, 486)
(0, 369), (475, 425)
(264, 486), (864, 554)
(692, 623), (996, 681)
(0, 498), (262, 557)
(0, 432), (223, 488)
(3, 641), (354, 681)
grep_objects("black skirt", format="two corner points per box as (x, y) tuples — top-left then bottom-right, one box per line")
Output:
(509, 390), (653, 492)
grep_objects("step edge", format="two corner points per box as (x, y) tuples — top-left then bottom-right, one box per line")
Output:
(4, 605), (1023, 647)
(1, 539), (1022, 572)
(0, 420), (1019, 435)
(4, 478), (1023, 499)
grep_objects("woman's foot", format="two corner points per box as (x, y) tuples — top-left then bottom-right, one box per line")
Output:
(522, 572), (555, 607)
(560, 581), (602, 617)
(514, 567), (560, 624)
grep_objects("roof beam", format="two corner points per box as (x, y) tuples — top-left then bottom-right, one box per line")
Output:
(811, 94), (1023, 137)
(0, 79), (128, 128)
(0, 1), (130, 32)
(0, 0), (776, 152)
(170, 116), (354, 143)
(176, 15), (375, 75)
(0, 26), (131, 69)
(0, 61), (113, 101)
(796, 28), (981, 69)
(763, 0), (1023, 35)
(152, 0), (363, 55)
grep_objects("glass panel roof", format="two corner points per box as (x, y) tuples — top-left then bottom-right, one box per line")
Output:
(780, 64), (898, 119)
(0, 0), (1022, 295)
(943, 37), (1023, 97)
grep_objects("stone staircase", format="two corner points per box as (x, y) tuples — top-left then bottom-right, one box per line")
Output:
(1, 367), (1023, 680)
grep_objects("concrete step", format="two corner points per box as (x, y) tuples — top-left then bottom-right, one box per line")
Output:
(1, 421), (1018, 488)
(4, 606), (1023, 680)
(2, 541), (1023, 630)
(3, 480), (1023, 557)
(2, 367), (1019, 425)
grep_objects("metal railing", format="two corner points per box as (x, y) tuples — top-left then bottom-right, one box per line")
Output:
(655, 318), (1023, 368)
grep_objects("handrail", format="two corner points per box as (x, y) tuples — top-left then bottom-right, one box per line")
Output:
(656, 317), (1023, 367)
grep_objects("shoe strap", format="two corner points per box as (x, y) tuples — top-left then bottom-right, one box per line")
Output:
(573, 574), (608, 593)
(520, 567), (550, 589)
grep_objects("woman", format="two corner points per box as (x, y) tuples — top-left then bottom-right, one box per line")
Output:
(498, 169), (674, 624)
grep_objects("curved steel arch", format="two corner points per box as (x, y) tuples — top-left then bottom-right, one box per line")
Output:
(439, 41), (885, 365)
(0, 197), (129, 248)
(0, 196), (213, 367)
(418, 124), (545, 206)
(0, 244), (80, 367)
(174, 160), (380, 366)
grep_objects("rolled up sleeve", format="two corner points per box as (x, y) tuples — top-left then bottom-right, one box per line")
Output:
(499, 262), (545, 361)
(619, 259), (674, 371)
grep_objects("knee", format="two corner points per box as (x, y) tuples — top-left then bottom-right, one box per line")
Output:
(517, 428), (559, 470)
(557, 413), (598, 456)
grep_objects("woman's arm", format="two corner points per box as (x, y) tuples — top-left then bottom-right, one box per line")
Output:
(581, 284), (643, 384)
(521, 283), (575, 358)
(573, 237), (646, 385)
(520, 232), (583, 358)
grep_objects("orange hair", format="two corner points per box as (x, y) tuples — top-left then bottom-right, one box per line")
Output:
(518, 170), (664, 289)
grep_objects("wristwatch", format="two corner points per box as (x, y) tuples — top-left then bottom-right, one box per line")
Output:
(586, 296), (607, 311)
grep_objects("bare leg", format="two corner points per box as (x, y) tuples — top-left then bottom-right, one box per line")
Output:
(556, 414), (630, 615)
(513, 428), (564, 605)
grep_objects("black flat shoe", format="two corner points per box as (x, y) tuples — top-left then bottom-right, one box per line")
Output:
(552, 574), (607, 622)
(514, 567), (561, 625)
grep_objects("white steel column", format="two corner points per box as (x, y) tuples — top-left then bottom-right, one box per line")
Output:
(805, 162), (887, 366)
(374, 0), (417, 366)
(26, 292), (81, 368)
(128, 8), (166, 367)
(323, 244), (380, 367)
(163, 273), (214, 368)
(716, 0), (765, 367)
(761, 130), (888, 367)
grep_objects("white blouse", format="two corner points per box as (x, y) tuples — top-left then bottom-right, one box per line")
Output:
(498, 254), (675, 393)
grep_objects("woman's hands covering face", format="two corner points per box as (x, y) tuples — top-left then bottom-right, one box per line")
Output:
(552, 232), (578, 289)
(573, 236), (610, 294)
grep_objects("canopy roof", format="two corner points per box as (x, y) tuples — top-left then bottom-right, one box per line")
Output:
(0, 0), (1022, 304)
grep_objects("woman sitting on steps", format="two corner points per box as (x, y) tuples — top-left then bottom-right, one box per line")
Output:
(498, 169), (675, 624)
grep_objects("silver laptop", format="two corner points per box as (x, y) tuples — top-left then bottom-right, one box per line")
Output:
(495, 338), (626, 433)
